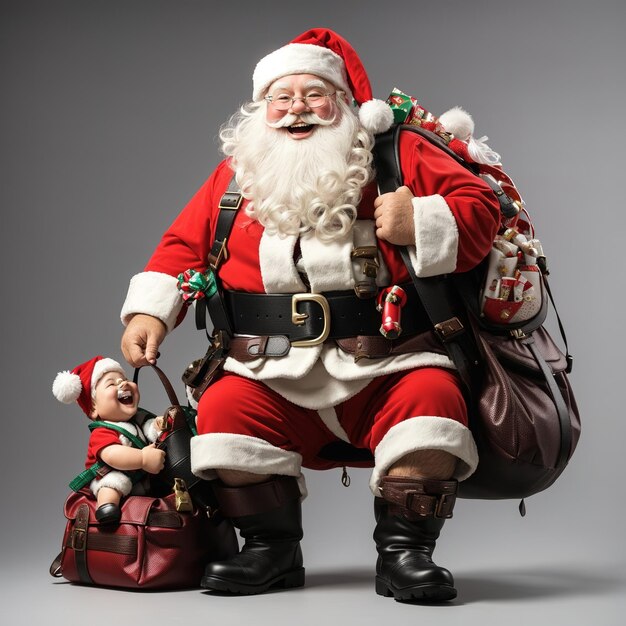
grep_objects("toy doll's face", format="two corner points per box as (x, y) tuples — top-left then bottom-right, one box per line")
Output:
(90, 371), (140, 422)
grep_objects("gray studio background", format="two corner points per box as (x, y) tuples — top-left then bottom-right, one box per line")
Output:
(2, 1), (624, 624)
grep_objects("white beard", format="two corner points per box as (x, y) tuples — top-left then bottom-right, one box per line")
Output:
(220, 99), (374, 241)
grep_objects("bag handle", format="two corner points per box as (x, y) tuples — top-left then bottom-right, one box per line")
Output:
(133, 364), (180, 407)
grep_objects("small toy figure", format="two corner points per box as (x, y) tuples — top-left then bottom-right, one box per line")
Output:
(53, 356), (165, 524)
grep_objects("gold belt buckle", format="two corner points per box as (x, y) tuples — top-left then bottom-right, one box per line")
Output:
(291, 293), (331, 347)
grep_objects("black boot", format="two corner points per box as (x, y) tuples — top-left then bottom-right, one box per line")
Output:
(201, 476), (305, 595)
(374, 475), (458, 602)
(95, 503), (121, 525)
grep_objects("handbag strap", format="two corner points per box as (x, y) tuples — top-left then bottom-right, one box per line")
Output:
(133, 363), (180, 406)
(73, 503), (93, 584)
(523, 335), (573, 469)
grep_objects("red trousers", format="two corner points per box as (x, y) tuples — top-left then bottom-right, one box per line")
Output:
(191, 367), (478, 493)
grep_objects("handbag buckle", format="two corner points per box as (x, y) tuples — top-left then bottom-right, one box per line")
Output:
(174, 478), (193, 513)
(71, 528), (87, 551)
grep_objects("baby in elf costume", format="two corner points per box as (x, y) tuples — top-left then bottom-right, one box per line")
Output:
(53, 356), (166, 524)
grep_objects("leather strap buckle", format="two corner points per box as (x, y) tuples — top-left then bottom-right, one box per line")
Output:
(208, 237), (228, 270)
(434, 316), (464, 341)
(218, 191), (243, 211)
(434, 493), (456, 519)
(404, 490), (455, 519)
(351, 246), (379, 299)
(71, 528), (87, 551)
(291, 293), (331, 347)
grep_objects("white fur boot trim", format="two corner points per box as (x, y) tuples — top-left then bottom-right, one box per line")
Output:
(369, 416), (478, 496)
(90, 471), (133, 498)
(409, 195), (458, 277)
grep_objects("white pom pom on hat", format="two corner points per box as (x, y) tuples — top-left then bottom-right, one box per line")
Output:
(359, 99), (395, 135)
(52, 370), (83, 404)
(253, 28), (394, 135)
(439, 106), (475, 141)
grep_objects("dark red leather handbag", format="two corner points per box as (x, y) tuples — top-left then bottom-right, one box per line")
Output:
(50, 488), (237, 589)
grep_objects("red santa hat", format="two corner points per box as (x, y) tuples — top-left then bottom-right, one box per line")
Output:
(52, 356), (126, 416)
(252, 28), (394, 135)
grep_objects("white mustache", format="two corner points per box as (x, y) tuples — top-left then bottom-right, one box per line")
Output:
(266, 111), (337, 129)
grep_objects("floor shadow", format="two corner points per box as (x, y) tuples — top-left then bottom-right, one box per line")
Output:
(455, 566), (626, 603)
(304, 564), (626, 604)
(305, 568), (373, 588)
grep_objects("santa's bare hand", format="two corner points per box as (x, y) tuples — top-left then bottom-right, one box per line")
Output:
(121, 314), (166, 367)
(373, 186), (415, 246)
(141, 444), (166, 474)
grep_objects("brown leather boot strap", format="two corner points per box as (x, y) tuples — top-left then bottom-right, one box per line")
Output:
(380, 477), (457, 519)
(213, 476), (301, 518)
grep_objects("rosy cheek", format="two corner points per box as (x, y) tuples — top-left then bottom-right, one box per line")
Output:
(266, 108), (283, 124)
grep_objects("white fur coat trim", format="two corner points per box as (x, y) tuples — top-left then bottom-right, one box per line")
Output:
(409, 195), (459, 277)
(121, 271), (183, 332)
(299, 230), (354, 292)
(225, 344), (454, 410)
(259, 232), (306, 293)
(369, 416), (478, 496)
(90, 470), (133, 497)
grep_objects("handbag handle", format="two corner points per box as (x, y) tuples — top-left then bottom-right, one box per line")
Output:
(133, 364), (180, 407)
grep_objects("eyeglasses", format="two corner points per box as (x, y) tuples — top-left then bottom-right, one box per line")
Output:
(264, 92), (336, 111)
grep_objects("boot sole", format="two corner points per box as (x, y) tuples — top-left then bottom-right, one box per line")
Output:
(375, 576), (457, 602)
(201, 567), (305, 595)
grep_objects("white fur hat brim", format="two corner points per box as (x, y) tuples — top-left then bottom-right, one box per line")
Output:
(253, 43), (351, 102)
(91, 358), (126, 393)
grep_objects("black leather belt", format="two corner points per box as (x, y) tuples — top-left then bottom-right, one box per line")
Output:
(224, 283), (432, 346)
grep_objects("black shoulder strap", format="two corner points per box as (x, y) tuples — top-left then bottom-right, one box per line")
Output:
(196, 174), (241, 335)
(372, 126), (481, 392)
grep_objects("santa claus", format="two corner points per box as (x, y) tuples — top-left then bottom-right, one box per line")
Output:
(120, 28), (500, 602)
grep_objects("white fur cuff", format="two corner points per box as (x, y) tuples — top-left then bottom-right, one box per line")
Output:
(90, 470), (133, 497)
(120, 271), (183, 332)
(409, 195), (459, 277)
(191, 433), (303, 480)
(143, 418), (160, 444)
(370, 416), (478, 496)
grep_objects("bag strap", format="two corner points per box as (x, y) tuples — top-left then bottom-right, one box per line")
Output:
(133, 363), (180, 406)
(523, 334), (573, 469)
(372, 126), (480, 393)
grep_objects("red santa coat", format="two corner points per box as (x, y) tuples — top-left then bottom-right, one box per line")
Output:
(122, 130), (499, 404)
(121, 130), (500, 490)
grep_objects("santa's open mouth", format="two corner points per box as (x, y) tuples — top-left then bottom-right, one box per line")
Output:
(288, 122), (314, 135)
(118, 389), (134, 405)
